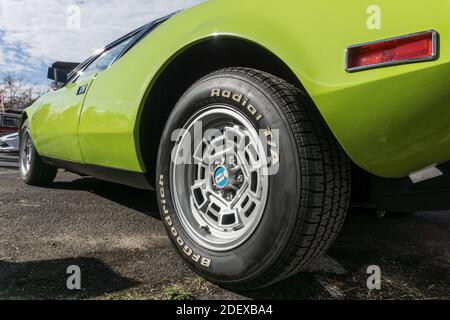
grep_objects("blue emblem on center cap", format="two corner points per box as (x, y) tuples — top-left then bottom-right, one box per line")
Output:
(214, 166), (229, 189)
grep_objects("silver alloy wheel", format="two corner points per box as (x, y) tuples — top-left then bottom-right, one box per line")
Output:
(19, 130), (32, 177)
(170, 106), (269, 252)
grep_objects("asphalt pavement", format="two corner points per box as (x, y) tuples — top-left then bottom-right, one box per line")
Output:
(0, 153), (449, 300)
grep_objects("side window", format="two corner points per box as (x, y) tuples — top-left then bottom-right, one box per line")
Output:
(2, 116), (18, 128)
(76, 37), (134, 81)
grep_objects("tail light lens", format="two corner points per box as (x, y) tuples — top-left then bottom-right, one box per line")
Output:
(346, 30), (438, 72)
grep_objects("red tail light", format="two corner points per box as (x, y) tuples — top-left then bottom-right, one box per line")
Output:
(346, 30), (438, 72)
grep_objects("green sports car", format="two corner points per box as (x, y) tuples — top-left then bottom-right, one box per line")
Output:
(19, 0), (450, 289)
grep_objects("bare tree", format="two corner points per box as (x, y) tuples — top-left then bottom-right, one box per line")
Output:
(0, 73), (48, 111)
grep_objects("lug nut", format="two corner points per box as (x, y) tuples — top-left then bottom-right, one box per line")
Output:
(226, 192), (235, 201)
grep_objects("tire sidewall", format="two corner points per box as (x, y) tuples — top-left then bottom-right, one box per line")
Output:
(156, 73), (302, 285)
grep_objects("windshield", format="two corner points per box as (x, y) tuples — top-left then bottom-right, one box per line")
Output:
(64, 12), (179, 85)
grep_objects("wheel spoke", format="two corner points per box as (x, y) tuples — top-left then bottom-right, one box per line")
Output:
(191, 180), (209, 209)
(208, 192), (229, 210)
(19, 132), (33, 175)
(193, 138), (209, 164)
(170, 106), (269, 251)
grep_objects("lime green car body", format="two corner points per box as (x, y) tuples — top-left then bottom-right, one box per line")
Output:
(23, 0), (450, 181)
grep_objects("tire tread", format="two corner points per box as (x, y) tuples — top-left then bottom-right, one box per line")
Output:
(204, 68), (351, 289)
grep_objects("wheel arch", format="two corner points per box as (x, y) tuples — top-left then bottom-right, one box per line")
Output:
(137, 36), (306, 185)
(18, 111), (29, 138)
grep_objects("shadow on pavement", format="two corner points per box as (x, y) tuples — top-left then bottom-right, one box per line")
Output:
(50, 177), (160, 220)
(0, 258), (138, 300)
(39, 175), (450, 299)
(242, 213), (450, 299)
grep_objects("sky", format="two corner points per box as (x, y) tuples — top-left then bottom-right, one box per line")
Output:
(0, 0), (205, 95)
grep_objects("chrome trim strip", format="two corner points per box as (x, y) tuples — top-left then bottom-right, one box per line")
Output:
(345, 30), (439, 73)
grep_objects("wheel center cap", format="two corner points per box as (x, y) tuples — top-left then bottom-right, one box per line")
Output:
(213, 166), (229, 189)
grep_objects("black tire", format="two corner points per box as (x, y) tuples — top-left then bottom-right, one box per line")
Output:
(19, 120), (58, 186)
(156, 68), (351, 289)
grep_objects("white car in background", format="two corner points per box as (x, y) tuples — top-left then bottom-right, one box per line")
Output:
(0, 133), (19, 153)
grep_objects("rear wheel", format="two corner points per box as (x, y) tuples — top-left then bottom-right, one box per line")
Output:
(19, 120), (58, 186)
(156, 68), (351, 289)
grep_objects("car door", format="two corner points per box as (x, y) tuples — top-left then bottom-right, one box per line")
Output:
(34, 36), (136, 163)
(33, 75), (95, 162)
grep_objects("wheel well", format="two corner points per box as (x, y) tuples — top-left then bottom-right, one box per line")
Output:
(139, 36), (303, 185)
(19, 112), (28, 138)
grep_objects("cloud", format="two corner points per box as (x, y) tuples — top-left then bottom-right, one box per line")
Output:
(0, 42), (28, 73)
(0, 0), (205, 86)
(27, 83), (52, 97)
